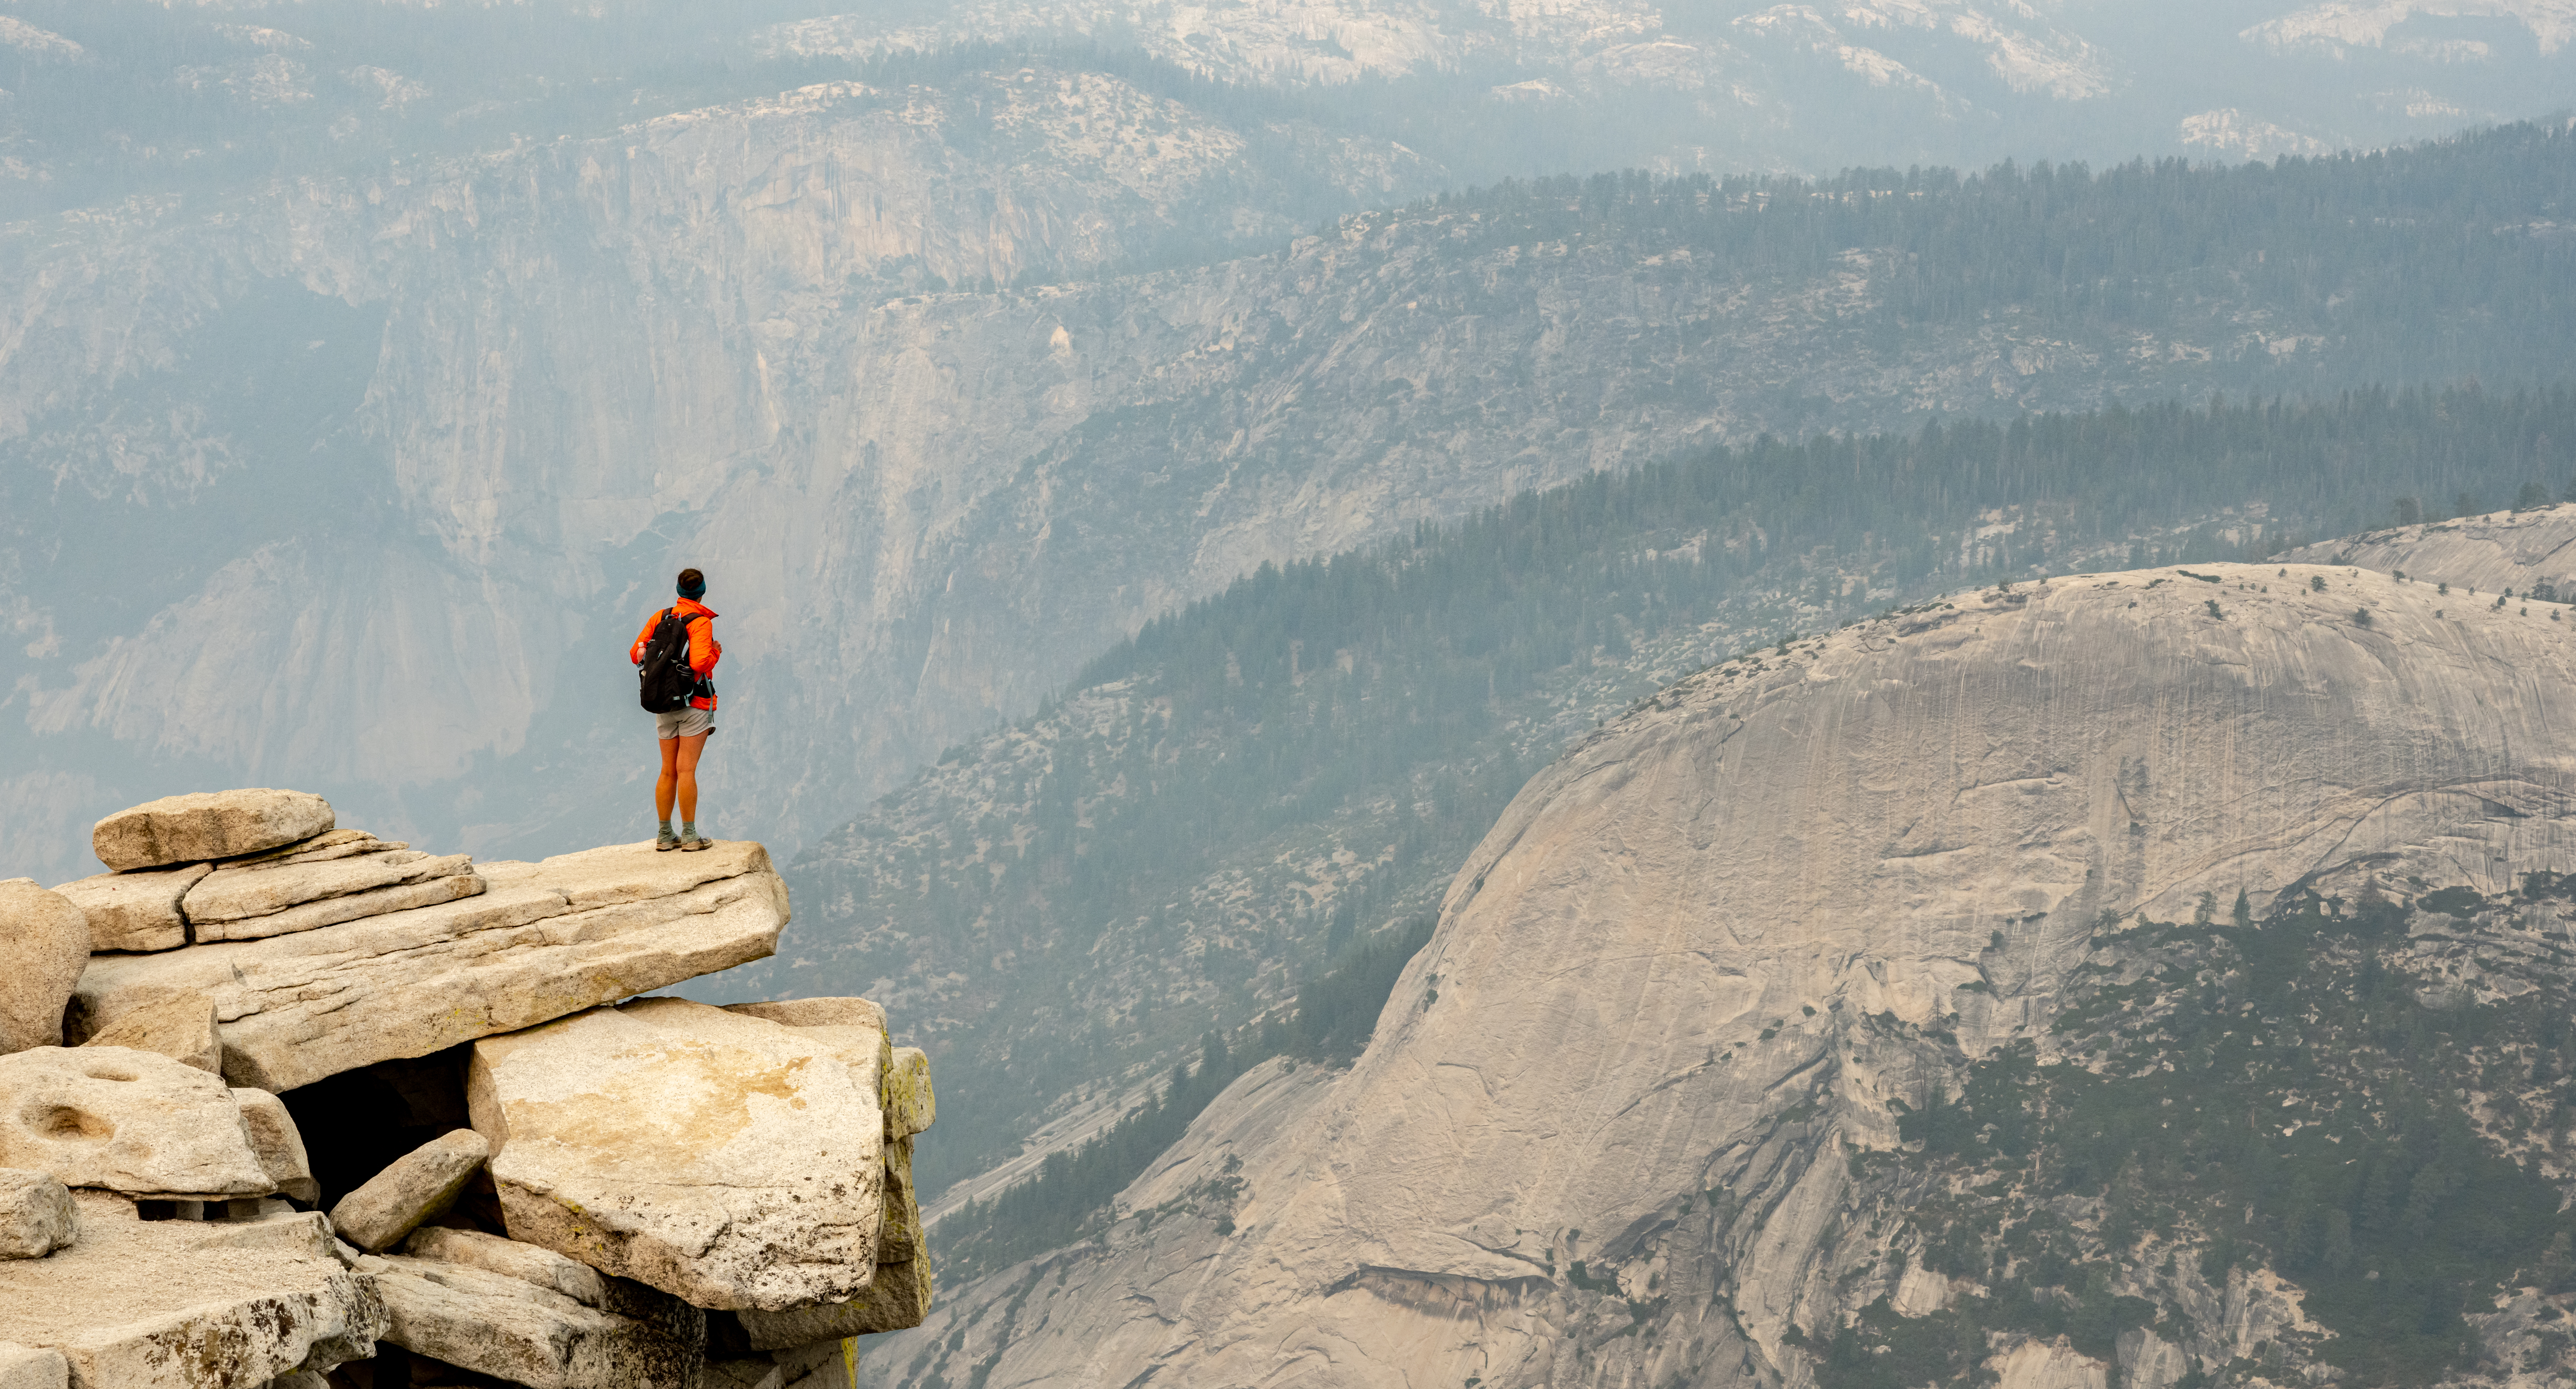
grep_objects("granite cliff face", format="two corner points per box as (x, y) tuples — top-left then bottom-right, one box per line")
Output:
(2288, 503), (2576, 596)
(871, 557), (2576, 1387)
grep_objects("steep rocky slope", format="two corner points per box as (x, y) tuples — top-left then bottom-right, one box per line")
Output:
(10, 118), (2575, 889)
(865, 557), (2576, 1388)
(763, 392), (2576, 1205)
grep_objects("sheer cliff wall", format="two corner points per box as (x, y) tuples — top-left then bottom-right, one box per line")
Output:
(872, 557), (2576, 1388)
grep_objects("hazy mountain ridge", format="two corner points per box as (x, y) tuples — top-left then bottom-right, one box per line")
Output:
(867, 529), (2576, 1389)
(14, 118), (2570, 890)
(752, 0), (2576, 168)
(8, 111), (2573, 911)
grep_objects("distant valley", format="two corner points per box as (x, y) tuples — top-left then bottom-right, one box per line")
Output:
(10, 6), (2576, 1384)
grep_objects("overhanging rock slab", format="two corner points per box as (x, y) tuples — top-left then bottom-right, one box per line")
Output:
(67, 842), (789, 1093)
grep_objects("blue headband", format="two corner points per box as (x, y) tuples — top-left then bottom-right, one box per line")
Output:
(678, 576), (706, 599)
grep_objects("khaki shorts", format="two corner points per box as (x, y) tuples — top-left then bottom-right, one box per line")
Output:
(655, 706), (715, 740)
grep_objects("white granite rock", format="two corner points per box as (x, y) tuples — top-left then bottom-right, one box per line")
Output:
(70, 840), (790, 1093)
(732, 1257), (931, 1349)
(223, 829), (386, 868)
(0, 1190), (383, 1386)
(0, 1047), (272, 1197)
(708, 999), (922, 1260)
(0, 1170), (75, 1261)
(183, 852), (470, 927)
(92, 790), (333, 873)
(78, 992), (220, 1074)
(0, 883), (88, 1057)
(401, 1226), (610, 1307)
(190, 872), (486, 945)
(719, 996), (885, 1032)
(230, 1089), (318, 1206)
(468, 998), (884, 1312)
(329, 1130), (488, 1253)
(48, 865), (207, 954)
(874, 565), (2576, 1388)
(0, 1344), (65, 1389)
(720, 998), (894, 1124)
(370, 1249), (705, 1389)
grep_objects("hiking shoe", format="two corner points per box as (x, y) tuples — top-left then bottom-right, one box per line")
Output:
(656, 829), (680, 852)
(679, 832), (711, 851)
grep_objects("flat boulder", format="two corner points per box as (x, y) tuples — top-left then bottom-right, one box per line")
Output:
(0, 884), (88, 1058)
(367, 1250), (705, 1389)
(329, 1130), (488, 1253)
(0, 1048), (273, 1198)
(49, 865), (208, 954)
(0, 1170), (75, 1260)
(79, 992), (220, 1074)
(222, 829), (392, 869)
(467, 998), (885, 1312)
(183, 851), (474, 929)
(0, 1191), (383, 1386)
(402, 1226), (610, 1307)
(197, 872), (485, 945)
(92, 790), (333, 873)
(69, 839), (790, 1093)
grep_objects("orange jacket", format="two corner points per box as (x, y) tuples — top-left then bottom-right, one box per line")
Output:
(631, 598), (720, 711)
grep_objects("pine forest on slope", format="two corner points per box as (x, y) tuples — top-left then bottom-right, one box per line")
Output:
(734, 382), (2576, 1211)
(10, 117), (2576, 882)
(1839, 881), (2576, 1388)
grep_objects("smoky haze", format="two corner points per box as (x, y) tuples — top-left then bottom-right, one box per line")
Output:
(5, 0), (2571, 883)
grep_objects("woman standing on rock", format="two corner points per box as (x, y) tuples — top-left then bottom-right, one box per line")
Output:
(632, 568), (721, 852)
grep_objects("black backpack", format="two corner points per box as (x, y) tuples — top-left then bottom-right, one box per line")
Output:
(638, 608), (707, 714)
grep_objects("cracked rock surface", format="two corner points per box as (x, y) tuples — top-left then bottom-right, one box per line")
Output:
(70, 840), (789, 1092)
(469, 998), (887, 1312)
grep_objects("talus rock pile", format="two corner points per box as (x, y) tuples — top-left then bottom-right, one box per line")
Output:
(0, 787), (936, 1389)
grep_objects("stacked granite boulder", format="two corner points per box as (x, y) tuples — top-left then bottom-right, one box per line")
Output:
(0, 789), (936, 1389)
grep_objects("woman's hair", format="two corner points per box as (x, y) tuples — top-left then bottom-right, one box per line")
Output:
(677, 567), (706, 598)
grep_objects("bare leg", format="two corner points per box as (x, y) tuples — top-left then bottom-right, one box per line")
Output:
(656, 735), (681, 823)
(674, 731), (710, 826)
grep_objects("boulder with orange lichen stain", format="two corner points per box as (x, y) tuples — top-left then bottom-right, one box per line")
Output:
(466, 999), (887, 1313)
